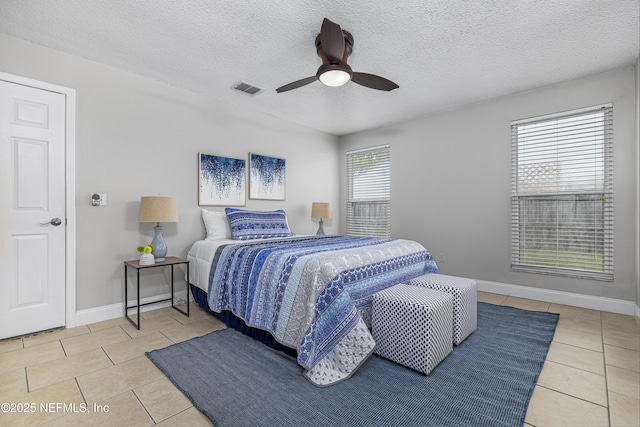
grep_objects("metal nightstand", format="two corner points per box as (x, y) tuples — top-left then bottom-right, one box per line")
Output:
(124, 256), (190, 330)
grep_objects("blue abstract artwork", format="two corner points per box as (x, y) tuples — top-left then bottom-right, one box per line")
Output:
(199, 153), (246, 206)
(249, 153), (286, 200)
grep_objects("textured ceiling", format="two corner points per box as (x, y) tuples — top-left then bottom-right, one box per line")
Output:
(0, 0), (638, 135)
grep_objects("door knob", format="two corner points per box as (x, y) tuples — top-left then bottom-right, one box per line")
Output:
(40, 218), (62, 226)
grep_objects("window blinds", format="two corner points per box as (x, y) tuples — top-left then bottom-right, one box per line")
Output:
(510, 104), (613, 280)
(346, 146), (391, 237)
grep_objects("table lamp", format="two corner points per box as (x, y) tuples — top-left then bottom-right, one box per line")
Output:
(139, 196), (178, 261)
(311, 202), (331, 235)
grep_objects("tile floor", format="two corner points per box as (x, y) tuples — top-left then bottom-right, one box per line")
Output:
(0, 292), (638, 426)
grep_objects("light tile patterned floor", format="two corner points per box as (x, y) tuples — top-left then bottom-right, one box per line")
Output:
(0, 292), (638, 426)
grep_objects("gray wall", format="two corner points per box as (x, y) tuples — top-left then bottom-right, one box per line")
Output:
(636, 54), (640, 309)
(0, 34), (340, 311)
(340, 68), (637, 303)
(1, 33), (637, 310)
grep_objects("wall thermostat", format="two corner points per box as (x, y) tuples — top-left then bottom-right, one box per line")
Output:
(91, 193), (106, 206)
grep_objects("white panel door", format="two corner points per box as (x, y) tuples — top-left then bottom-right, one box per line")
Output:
(0, 80), (66, 339)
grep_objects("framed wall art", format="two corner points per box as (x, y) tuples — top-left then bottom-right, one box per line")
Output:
(198, 153), (246, 206)
(249, 153), (286, 200)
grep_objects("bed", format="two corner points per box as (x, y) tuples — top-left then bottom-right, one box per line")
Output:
(187, 209), (439, 386)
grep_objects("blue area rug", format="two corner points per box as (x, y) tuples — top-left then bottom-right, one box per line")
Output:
(147, 302), (558, 427)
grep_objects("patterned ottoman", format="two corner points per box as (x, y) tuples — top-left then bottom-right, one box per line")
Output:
(372, 284), (453, 375)
(409, 273), (477, 345)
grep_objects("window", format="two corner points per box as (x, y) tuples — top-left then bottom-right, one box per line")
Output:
(511, 105), (613, 280)
(346, 145), (391, 237)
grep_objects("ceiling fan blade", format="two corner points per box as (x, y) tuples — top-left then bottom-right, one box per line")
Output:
(275, 76), (317, 93)
(351, 72), (399, 91)
(320, 18), (345, 61)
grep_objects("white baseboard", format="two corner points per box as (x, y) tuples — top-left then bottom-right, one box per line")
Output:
(75, 290), (189, 326)
(74, 283), (639, 326)
(478, 280), (639, 317)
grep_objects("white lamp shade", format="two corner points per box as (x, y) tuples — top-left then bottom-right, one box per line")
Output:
(139, 196), (178, 223)
(318, 69), (351, 87)
(311, 202), (332, 219)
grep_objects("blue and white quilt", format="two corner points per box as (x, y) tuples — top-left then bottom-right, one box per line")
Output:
(207, 235), (438, 386)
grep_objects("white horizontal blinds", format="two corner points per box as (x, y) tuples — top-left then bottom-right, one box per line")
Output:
(511, 105), (613, 280)
(346, 146), (391, 237)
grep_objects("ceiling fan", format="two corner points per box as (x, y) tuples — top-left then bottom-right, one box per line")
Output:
(275, 18), (399, 93)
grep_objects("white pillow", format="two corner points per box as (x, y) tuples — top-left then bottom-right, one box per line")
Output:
(202, 209), (232, 240)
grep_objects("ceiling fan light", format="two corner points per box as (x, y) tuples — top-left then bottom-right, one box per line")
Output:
(319, 69), (351, 87)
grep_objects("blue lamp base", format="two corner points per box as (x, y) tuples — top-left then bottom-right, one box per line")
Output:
(150, 224), (167, 262)
(316, 219), (325, 235)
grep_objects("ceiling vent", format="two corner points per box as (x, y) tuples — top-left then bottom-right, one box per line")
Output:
(232, 82), (263, 96)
